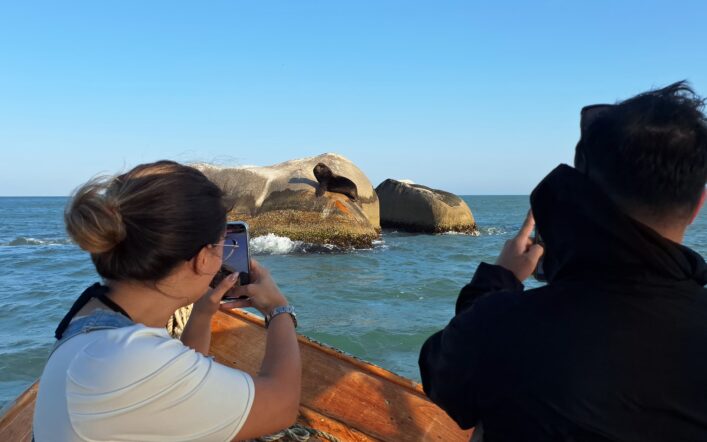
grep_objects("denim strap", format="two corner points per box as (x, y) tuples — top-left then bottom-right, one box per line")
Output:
(50, 310), (135, 356)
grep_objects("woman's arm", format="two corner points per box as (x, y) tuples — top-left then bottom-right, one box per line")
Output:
(226, 260), (301, 439)
(181, 272), (244, 354)
(181, 260), (301, 439)
(236, 310), (301, 438)
(180, 308), (216, 354)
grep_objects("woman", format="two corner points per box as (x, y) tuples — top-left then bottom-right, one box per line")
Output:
(33, 161), (301, 441)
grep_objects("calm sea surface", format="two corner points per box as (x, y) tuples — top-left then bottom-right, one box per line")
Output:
(1, 196), (706, 408)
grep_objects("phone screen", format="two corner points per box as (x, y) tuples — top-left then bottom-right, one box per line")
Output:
(211, 222), (251, 289)
(223, 223), (250, 283)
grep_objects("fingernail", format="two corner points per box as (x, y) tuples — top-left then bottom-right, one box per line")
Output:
(227, 273), (239, 282)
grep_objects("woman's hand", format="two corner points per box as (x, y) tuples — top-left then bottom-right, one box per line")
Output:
(495, 210), (544, 282)
(192, 272), (250, 316)
(223, 259), (289, 315)
(182, 272), (250, 354)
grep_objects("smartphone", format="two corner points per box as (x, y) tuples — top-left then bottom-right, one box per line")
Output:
(210, 222), (251, 298)
(533, 230), (546, 282)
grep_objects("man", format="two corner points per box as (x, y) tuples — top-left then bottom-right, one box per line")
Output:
(419, 82), (707, 441)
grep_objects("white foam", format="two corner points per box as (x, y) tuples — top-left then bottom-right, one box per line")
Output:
(441, 230), (480, 236)
(249, 234), (302, 255)
(480, 227), (507, 236)
(439, 227), (507, 237)
(3, 237), (72, 246)
(369, 238), (389, 251)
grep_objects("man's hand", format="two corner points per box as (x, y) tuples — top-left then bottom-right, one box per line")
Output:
(495, 210), (544, 282)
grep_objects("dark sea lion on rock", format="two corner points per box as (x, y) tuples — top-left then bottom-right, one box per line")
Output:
(313, 163), (359, 201)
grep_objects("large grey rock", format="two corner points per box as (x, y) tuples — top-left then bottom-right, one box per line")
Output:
(195, 153), (380, 247)
(375, 179), (477, 233)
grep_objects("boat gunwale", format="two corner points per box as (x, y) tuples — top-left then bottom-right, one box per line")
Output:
(1, 308), (471, 441)
(219, 308), (426, 396)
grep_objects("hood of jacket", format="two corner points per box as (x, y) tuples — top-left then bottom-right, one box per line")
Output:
(530, 164), (707, 286)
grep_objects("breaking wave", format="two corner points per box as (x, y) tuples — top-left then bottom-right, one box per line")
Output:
(249, 234), (302, 255)
(2, 237), (73, 247)
(249, 234), (342, 255)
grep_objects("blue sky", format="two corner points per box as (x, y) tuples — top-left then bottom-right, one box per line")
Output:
(1, 1), (706, 195)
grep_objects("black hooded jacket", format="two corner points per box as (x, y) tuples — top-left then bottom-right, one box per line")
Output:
(419, 165), (707, 441)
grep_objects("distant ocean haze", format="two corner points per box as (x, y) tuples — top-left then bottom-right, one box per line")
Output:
(0, 196), (705, 408)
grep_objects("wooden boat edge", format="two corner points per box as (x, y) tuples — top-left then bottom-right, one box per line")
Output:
(0, 381), (38, 441)
(220, 308), (425, 395)
(0, 309), (471, 441)
(212, 308), (473, 441)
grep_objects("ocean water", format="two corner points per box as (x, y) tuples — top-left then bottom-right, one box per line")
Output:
(1, 196), (706, 408)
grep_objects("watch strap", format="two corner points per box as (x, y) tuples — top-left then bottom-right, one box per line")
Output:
(265, 305), (297, 328)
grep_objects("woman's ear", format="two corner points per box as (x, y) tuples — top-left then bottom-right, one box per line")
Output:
(192, 245), (219, 276)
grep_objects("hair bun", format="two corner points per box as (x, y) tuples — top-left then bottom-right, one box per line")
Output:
(65, 177), (127, 254)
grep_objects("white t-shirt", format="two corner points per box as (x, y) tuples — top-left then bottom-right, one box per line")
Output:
(33, 322), (254, 442)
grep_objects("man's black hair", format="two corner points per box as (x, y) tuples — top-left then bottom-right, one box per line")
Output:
(575, 81), (707, 222)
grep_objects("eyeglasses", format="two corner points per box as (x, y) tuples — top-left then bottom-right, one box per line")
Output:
(187, 237), (240, 262)
(212, 238), (240, 262)
(222, 238), (240, 262)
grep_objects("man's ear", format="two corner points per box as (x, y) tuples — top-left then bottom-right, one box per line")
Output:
(689, 188), (706, 225)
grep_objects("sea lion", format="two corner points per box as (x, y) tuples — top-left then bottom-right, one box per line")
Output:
(313, 163), (359, 201)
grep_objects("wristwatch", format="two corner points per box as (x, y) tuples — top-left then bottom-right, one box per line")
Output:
(265, 305), (297, 329)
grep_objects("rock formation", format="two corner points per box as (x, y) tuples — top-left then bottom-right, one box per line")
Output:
(375, 179), (477, 234)
(196, 153), (380, 248)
